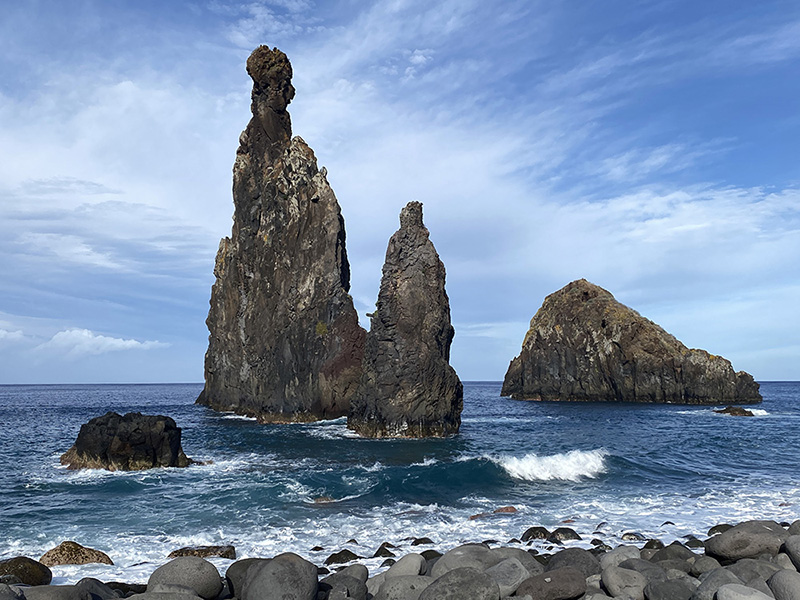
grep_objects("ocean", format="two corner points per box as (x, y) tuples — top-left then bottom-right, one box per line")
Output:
(1, 381), (798, 584)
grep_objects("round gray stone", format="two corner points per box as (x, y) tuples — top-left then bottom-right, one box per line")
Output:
(601, 565), (646, 600)
(691, 556), (721, 577)
(617, 558), (667, 583)
(485, 558), (529, 596)
(515, 566), (587, 600)
(338, 564), (369, 583)
(545, 548), (600, 579)
(491, 547), (543, 576)
(599, 546), (640, 571)
(692, 568), (743, 600)
(642, 578), (694, 600)
(430, 545), (501, 579)
(17, 586), (94, 600)
(385, 554), (426, 579)
(716, 583), (775, 600)
(785, 536), (800, 570)
(240, 552), (317, 600)
(727, 558), (780, 583)
(418, 567), (499, 600)
(225, 558), (267, 599)
(374, 575), (431, 600)
(147, 557), (222, 600)
(705, 521), (789, 561)
(768, 569), (800, 600)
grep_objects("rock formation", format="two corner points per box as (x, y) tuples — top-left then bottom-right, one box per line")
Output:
(348, 202), (463, 437)
(197, 46), (365, 422)
(502, 279), (761, 404)
(60, 412), (193, 471)
(39, 541), (113, 567)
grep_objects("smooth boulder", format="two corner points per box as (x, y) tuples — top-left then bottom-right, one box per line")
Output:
(147, 557), (222, 600)
(240, 553), (317, 600)
(768, 569), (800, 600)
(418, 567), (499, 600)
(516, 566), (587, 600)
(705, 521), (789, 561)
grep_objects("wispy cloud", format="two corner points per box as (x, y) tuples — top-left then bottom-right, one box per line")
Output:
(35, 328), (168, 358)
(0, 329), (24, 343)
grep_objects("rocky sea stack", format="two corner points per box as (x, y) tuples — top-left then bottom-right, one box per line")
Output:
(348, 202), (463, 437)
(502, 279), (762, 404)
(197, 46), (365, 423)
(60, 412), (192, 471)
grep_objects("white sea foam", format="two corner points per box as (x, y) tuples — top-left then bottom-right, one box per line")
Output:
(411, 457), (438, 467)
(751, 409), (769, 416)
(492, 449), (608, 481)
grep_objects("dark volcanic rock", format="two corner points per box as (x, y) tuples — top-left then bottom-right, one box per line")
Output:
(501, 279), (762, 404)
(197, 46), (365, 423)
(715, 406), (755, 417)
(347, 202), (463, 438)
(168, 546), (236, 560)
(60, 412), (191, 471)
(0, 557), (52, 586)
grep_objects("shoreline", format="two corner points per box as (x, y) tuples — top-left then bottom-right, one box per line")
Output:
(3, 517), (799, 600)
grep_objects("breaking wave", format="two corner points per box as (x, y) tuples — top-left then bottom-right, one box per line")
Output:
(491, 449), (608, 482)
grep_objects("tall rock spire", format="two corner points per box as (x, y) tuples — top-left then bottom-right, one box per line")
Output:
(348, 202), (463, 437)
(197, 46), (365, 422)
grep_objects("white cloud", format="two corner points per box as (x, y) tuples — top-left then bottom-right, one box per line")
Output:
(0, 329), (24, 342)
(35, 328), (168, 358)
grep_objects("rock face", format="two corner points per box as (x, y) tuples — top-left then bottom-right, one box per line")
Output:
(502, 279), (762, 404)
(347, 202), (463, 437)
(60, 412), (192, 471)
(197, 46), (365, 422)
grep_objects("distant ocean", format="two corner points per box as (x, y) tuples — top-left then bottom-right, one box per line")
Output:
(1, 382), (798, 584)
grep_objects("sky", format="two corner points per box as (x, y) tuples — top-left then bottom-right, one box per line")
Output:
(0, 0), (798, 384)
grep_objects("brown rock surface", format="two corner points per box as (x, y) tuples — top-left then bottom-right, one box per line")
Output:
(502, 279), (761, 404)
(60, 412), (192, 471)
(197, 46), (365, 422)
(347, 202), (463, 437)
(40, 541), (113, 567)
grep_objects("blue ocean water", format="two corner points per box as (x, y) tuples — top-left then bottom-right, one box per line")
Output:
(0, 381), (798, 584)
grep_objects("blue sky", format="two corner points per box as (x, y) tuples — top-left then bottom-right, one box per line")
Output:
(1, 0), (798, 383)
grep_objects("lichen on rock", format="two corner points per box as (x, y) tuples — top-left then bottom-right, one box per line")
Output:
(502, 279), (761, 404)
(348, 202), (463, 437)
(197, 46), (365, 422)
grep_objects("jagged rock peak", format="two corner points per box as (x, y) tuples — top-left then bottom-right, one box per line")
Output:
(242, 45), (295, 162)
(197, 47), (365, 423)
(502, 279), (762, 405)
(348, 202), (463, 438)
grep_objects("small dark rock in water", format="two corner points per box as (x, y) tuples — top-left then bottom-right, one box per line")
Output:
(380, 558), (396, 568)
(60, 412), (192, 471)
(622, 532), (646, 541)
(714, 406), (755, 417)
(502, 279), (762, 404)
(661, 521), (675, 526)
(347, 202), (463, 438)
(643, 539), (665, 550)
(0, 557), (52, 586)
(168, 545), (236, 559)
(372, 543), (396, 558)
(324, 549), (361, 565)
(345, 539), (359, 545)
(548, 527), (582, 543)
(522, 526), (551, 542)
(197, 45), (366, 424)
(411, 537), (434, 546)
(40, 541), (113, 567)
